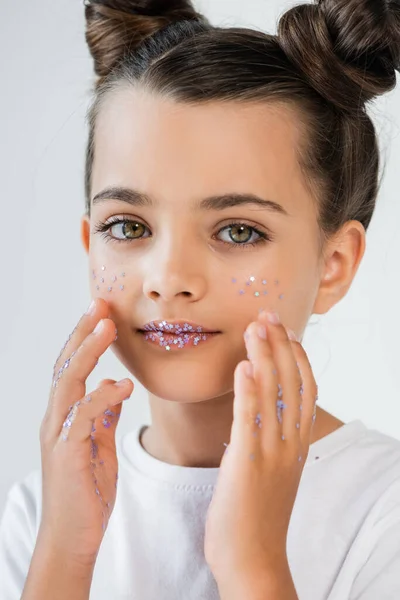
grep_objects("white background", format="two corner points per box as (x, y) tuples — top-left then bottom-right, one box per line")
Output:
(0, 0), (399, 514)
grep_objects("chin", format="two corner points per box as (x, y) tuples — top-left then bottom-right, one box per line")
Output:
(112, 337), (246, 401)
(141, 370), (233, 404)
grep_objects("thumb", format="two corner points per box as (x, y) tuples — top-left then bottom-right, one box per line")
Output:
(98, 379), (117, 386)
(93, 379), (125, 436)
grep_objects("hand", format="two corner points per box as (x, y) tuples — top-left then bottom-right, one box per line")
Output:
(204, 309), (318, 580)
(38, 298), (134, 566)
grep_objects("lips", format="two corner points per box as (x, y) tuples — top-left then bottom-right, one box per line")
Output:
(140, 320), (219, 334)
(140, 328), (220, 350)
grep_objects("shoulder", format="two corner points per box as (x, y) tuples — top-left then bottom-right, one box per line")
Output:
(2, 468), (42, 533)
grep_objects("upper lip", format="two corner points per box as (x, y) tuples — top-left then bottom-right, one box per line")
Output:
(139, 320), (220, 334)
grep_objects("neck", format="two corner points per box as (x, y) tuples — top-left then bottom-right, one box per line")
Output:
(140, 395), (344, 468)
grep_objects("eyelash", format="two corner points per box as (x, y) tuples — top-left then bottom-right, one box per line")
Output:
(92, 216), (273, 250)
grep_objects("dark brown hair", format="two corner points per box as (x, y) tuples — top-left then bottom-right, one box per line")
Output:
(83, 0), (400, 254)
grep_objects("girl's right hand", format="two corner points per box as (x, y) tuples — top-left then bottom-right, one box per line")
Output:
(37, 297), (134, 566)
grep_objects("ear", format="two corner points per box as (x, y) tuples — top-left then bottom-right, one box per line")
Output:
(81, 214), (91, 255)
(312, 220), (366, 315)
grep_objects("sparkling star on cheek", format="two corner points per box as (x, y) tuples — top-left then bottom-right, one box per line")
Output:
(91, 271), (288, 355)
(230, 275), (285, 314)
(91, 267), (126, 294)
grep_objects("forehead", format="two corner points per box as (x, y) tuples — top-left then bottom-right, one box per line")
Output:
(92, 86), (308, 213)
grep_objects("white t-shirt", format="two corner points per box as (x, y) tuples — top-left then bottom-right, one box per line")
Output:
(1, 419), (400, 599)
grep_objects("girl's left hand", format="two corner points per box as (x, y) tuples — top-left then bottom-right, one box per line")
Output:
(204, 309), (318, 580)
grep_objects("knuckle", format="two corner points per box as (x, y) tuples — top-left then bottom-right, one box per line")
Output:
(68, 371), (87, 391)
(288, 446), (302, 466)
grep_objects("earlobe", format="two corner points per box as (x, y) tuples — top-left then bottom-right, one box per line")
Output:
(312, 221), (366, 315)
(81, 215), (91, 254)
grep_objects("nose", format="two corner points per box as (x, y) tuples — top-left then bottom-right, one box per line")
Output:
(142, 225), (208, 302)
(143, 271), (207, 302)
(142, 253), (207, 303)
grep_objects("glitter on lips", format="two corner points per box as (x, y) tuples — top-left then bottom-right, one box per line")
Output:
(142, 321), (209, 350)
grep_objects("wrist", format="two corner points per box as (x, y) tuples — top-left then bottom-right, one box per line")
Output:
(216, 573), (272, 600)
(36, 525), (99, 571)
(216, 560), (296, 600)
(22, 533), (95, 600)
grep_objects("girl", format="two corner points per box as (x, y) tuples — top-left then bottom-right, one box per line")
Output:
(1, 0), (400, 598)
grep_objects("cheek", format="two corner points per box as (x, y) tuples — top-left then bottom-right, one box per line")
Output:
(89, 266), (287, 318)
(228, 273), (285, 314)
(224, 273), (286, 362)
(91, 265), (126, 294)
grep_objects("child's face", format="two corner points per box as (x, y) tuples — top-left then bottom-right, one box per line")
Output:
(81, 88), (323, 402)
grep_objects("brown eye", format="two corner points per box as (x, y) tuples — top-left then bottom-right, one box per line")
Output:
(110, 221), (147, 240)
(215, 222), (271, 250)
(219, 224), (254, 244)
(229, 224), (253, 243)
(94, 217), (271, 250)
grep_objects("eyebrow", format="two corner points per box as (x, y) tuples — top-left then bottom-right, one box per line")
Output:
(92, 186), (289, 216)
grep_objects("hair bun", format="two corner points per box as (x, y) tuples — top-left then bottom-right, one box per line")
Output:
(277, 0), (400, 112)
(84, 0), (203, 78)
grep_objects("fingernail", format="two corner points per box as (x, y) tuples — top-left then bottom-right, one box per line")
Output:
(244, 323), (253, 340)
(93, 320), (104, 334)
(287, 328), (297, 341)
(115, 378), (130, 387)
(245, 362), (254, 378)
(257, 324), (267, 340)
(86, 300), (96, 316)
(266, 311), (280, 324)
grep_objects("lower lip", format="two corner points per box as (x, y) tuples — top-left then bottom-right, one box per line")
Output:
(139, 330), (221, 350)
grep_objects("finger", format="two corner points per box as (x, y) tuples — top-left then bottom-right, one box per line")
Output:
(98, 379), (117, 386)
(258, 311), (303, 442)
(231, 359), (260, 460)
(93, 378), (121, 441)
(45, 319), (119, 439)
(51, 297), (110, 387)
(289, 341), (318, 446)
(57, 378), (133, 445)
(243, 321), (280, 443)
(91, 379), (122, 445)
